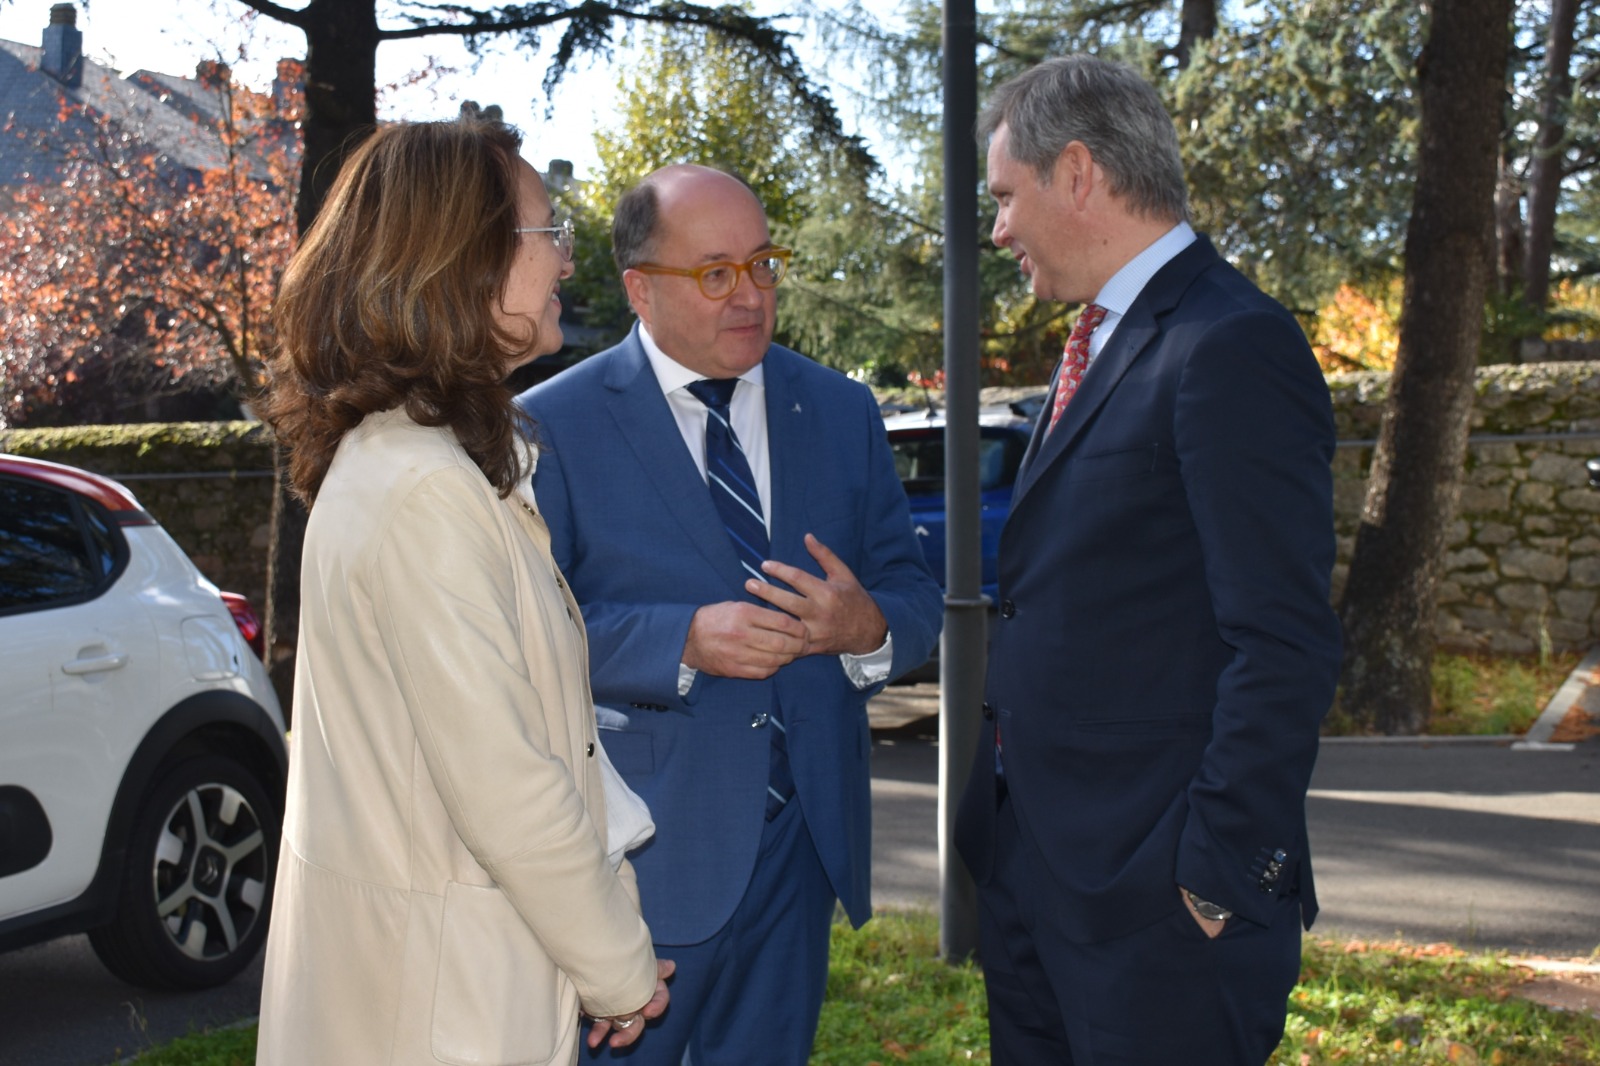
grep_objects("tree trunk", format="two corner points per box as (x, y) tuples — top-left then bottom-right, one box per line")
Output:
(294, 0), (380, 235)
(266, 0), (382, 720)
(1494, 149), (1524, 298)
(1174, 0), (1218, 69)
(1338, 0), (1512, 734)
(265, 440), (309, 720)
(1521, 0), (1580, 314)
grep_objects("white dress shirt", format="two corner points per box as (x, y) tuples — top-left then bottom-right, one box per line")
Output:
(637, 325), (892, 691)
(1084, 221), (1197, 364)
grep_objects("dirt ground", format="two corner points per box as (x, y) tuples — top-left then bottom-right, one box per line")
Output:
(1512, 960), (1600, 1019)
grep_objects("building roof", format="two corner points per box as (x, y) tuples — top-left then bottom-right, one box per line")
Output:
(0, 14), (287, 187)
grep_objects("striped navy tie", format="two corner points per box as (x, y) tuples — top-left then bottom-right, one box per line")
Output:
(685, 377), (794, 820)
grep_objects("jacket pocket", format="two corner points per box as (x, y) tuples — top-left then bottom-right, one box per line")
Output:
(595, 728), (655, 775)
(431, 881), (577, 1066)
(1062, 444), (1164, 483)
(1072, 713), (1213, 737)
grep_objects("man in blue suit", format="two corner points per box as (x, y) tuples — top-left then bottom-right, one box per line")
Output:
(954, 57), (1343, 1065)
(516, 164), (941, 1065)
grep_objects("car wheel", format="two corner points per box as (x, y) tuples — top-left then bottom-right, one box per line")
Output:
(89, 754), (280, 989)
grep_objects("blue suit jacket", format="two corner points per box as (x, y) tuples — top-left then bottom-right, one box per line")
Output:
(516, 329), (941, 945)
(956, 237), (1342, 944)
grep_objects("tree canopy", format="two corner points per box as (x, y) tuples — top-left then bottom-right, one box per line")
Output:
(231, 0), (867, 231)
(806, 0), (1596, 369)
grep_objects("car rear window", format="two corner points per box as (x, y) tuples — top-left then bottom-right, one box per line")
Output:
(890, 429), (1027, 496)
(0, 480), (109, 610)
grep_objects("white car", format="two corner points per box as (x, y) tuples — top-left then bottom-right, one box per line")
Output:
(0, 454), (287, 989)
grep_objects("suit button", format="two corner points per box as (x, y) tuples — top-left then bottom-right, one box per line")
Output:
(999, 600), (1016, 618)
(982, 702), (994, 721)
(751, 713), (770, 728)
(586, 742), (595, 757)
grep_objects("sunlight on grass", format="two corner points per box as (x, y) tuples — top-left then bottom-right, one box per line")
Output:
(125, 1023), (255, 1065)
(1273, 938), (1600, 1065)
(1326, 650), (1581, 736)
(123, 913), (1599, 1065)
(1428, 651), (1581, 736)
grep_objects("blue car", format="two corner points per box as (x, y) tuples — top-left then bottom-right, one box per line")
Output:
(883, 396), (1041, 607)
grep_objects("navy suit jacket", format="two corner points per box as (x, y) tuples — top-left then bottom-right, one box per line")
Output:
(955, 237), (1342, 944)
(516, 328), (941, 946)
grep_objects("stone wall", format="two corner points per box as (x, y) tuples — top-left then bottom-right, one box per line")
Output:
(4, 361), (1598, 654)
(1328, 362), (1600, 653)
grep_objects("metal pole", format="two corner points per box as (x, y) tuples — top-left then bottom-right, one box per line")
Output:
(939, 0), (982, 963)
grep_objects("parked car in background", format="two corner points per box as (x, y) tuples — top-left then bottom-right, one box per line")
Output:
(0, 455), (286, 990)
(884, 397), (1042, 681)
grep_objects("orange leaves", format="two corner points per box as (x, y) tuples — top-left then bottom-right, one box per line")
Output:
(1, 68), (299, 426)
(1309, 281), (1403, 374)
(1339, 938), (1464, 959)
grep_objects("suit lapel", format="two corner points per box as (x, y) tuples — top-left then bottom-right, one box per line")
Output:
(602, 331), (748, 588)
(1015, 360), (1063, 486)
(760, 347), (809, 567)
(1012, 239), (1219, 508)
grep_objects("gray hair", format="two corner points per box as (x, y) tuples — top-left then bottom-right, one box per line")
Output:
(979, 56), (1189, 223)
(612, 178), (662, 274)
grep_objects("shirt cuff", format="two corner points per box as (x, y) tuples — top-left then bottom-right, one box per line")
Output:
(840, 634), (893, 690)
(677, 662), (697, 697)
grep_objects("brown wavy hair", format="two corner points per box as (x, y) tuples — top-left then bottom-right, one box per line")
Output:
(262, 118), (539, 504)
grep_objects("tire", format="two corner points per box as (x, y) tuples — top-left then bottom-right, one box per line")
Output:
(89, 754), (280, 990)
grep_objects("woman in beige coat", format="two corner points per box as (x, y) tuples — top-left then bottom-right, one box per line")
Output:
(256, 117), (669, 1065)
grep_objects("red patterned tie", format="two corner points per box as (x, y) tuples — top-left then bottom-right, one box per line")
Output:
(1046, 303), (1107, 436)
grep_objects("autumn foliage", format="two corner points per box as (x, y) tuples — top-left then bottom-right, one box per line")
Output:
(0, 66), (300, 427)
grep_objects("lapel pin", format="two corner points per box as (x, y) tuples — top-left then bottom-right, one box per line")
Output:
(792, 402), (803, 413)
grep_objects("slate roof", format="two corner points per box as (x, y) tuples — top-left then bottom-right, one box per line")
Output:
(0, 35), (274, 187)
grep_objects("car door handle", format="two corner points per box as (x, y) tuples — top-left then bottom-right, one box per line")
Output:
(62, 652), (129, 675)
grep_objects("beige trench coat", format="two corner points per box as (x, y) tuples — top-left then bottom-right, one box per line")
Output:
(257, 408), (657, 1066)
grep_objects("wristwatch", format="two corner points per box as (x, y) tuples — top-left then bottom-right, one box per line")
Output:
(1184, 889), (1233, 922)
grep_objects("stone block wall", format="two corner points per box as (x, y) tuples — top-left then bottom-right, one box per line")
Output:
(1328, 362), (1600, 653)
(4, 361), (1598, 655)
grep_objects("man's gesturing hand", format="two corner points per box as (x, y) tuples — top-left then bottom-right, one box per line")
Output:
(750, 533), (888, 657)
(683, 601), (808, 679)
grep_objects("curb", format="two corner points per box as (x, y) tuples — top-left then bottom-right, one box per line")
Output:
(1512, 644), (1600, 751)
(1512, 959), (1600, 975)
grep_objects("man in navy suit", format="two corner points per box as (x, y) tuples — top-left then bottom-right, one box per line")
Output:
(516, 164), (941, 1065)
(954, 57), (1343, 1065)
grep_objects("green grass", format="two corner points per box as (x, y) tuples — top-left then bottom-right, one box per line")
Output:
(812, 911), (990, 1063)
(123, 913), (1600, 1066)
(1277, 938), (1600, 1065)
(1427, 651), (1581, 736)
(123, 1023), (256, 1065)
(1326, 650), (1582, 736)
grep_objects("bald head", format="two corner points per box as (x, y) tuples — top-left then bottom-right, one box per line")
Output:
(614, 163), (778, 378)
(612, 165), (764, 274)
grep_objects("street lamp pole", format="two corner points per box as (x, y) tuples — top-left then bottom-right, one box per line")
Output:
(938, 0), (982, 963)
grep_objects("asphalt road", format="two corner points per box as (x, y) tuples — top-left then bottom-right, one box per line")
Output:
(4, 686), (1595, 1065)
(0, 935), (263, 1066)
(870, 697), (1600, 956)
